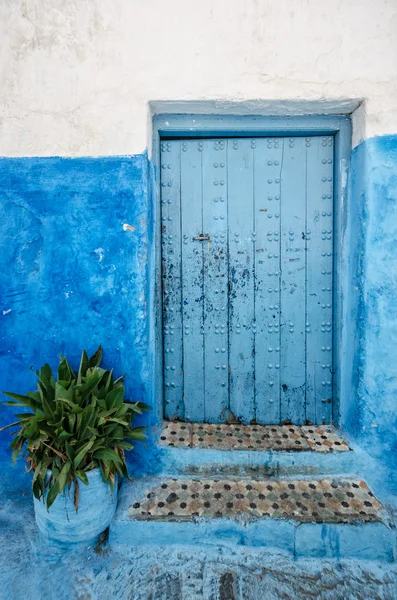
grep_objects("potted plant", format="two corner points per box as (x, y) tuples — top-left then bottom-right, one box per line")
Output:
(0, 346), (149, 543)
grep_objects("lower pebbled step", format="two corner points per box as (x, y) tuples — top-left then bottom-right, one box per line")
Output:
(110, 476), (395, 562)
(128, 477), (383, 524)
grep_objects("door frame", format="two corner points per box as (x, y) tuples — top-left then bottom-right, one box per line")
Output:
(151, 114), (352, 426)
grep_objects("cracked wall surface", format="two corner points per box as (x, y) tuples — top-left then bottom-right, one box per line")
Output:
(1, 0), (397, 156)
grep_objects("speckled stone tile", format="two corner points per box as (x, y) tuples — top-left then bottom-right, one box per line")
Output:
(191, 423), (310, 451)
(301, 426), (350, 452)
(159, 422), (350, 452)
(159, 421), (192, 447)
(129, 478), (383, 524)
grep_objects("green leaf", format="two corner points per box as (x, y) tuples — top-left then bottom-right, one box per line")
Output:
(55, 382), (74, 402)
(115, 403), (129, 417)
(33, 479), (43, 501)
(125, 401), (151, 414)
(56, 397), (83, 413)
(77, 371), (102, 403)
(86, 367), (107, 379)
(41, 397), (55, 423)
(75, 470), (89, 485)
(106, 425), (124, 439)
(32, 461), (43, 484)
(126, 426), (147, 442)
(36, 367), (55, 401)
(73, 439), (94, 469)
(105, 387), (124, 410)
(104, 370), (113, 393)
(57, 460), (71, 493)
(39, 363), (52, 386)
(14, 412), (36, 420)
(116, 441), (134, 451)
(27, 391), (42, 405)
(0, 421), (20, 432)
(11, 443), (22, 464)
(113, 375), (125, 388)
(2, 392), (41, 410)
(58, 356), (74, 382)
(93, 449), (123, 464)
(68, 413), (76, 433)
(23, 418), (38, 437)
(77, 350), (89, 385)
(97, 408), (118, 418)
(108, 418), (129, 426)
(65, 441), (75, 461)
(78, 404), (96, 440)
(136, 402), (151, 412)
(46, 481), (59, 510)
(88, 345), (102, 368)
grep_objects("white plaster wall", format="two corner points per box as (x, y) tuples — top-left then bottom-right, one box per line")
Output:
(1, 0), (396, 157)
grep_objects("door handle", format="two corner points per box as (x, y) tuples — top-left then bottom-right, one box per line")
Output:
(193, 234), (210, 241)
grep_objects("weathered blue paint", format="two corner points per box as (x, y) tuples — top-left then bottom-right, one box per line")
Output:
(34, 469), (118, 543)
(0, 134), (397, 593)
(161, 136), (334, 425)
(342, 135), (397, 467)
(0, 155), (159, 471)
(202, 141), (230, 422)
(181, 141), (206, 421)
(228, 139), (255, 423)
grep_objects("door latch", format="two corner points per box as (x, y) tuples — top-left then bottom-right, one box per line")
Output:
(193, 234), (210, 241)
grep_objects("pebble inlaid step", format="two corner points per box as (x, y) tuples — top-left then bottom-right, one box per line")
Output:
(129, 477), (383, 524)
(159, 422), (350, 452)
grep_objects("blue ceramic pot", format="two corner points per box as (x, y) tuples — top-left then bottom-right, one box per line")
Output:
(33, 468), (118, 543)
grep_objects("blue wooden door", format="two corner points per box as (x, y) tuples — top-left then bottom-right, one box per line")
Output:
(161, 136), (334, 425)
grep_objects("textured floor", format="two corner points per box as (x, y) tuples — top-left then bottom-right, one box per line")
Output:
(159, 422), (350, 452)
(129, 477), (382, 523)
(1, 460), (396, 600)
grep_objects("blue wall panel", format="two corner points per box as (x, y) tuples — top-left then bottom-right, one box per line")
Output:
(0, 155), (156, 465)
(346, 135), (397, 466)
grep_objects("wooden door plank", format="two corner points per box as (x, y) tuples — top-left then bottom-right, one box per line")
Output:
(202, 140), (229, 422)
(180, 140), (205, 422)
(306, 135), (334, 423)
(280, 137), (307, 424)
(161, 140), (184, 420)
(254, 137), (284, 424)
(228, 138), (255, 423)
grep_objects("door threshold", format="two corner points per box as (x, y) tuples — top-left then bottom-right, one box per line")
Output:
(158, 422), (350, 453)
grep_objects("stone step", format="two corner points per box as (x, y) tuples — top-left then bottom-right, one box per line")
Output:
(155, 422), (363, 478)
(159, 422), (351, 452)
(110, 475), (395, 562)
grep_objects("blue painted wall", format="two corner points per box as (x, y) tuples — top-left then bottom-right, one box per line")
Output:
(0, 155), (157, 464)
(344, 135), (397, 466)
(0, 136), (396, 472)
